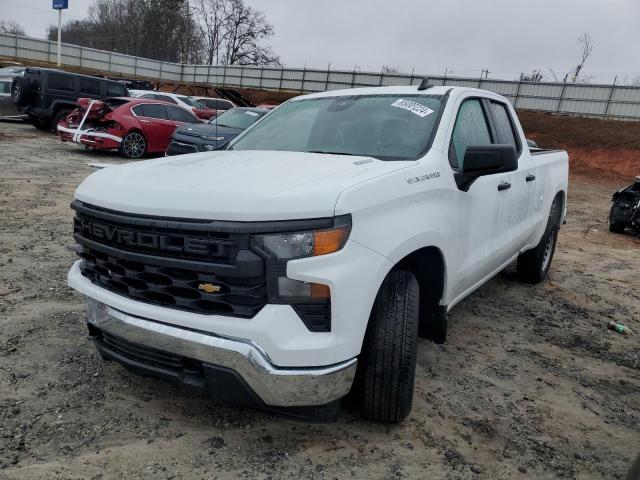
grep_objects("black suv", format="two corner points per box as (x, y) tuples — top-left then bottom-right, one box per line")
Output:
(11, 68), (129, 131)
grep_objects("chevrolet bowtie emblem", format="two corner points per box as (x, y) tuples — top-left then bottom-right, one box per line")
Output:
(198, 283), (222, 293)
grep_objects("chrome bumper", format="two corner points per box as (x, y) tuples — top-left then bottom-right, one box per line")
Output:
(86, 299), (357, 407)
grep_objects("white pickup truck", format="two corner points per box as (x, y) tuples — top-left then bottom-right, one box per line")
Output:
(68, 84), (568, 422)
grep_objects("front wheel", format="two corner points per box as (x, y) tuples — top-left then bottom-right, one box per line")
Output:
(517, 197), (561, 284)
(120, 131), (147, 159)
(355, 270), (419, 423)
(29, 115), (50, 131)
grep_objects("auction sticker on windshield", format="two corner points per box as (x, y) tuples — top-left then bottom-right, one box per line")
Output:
(391, 99), (434, 117)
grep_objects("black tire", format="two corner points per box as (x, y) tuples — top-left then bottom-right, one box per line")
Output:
(120, 131), (147, 159)
(51, 109), (72, 132)
(356, 270), (419, 423)
(29, 114), (50, 131)
(608, 205), (628, 233)
(609, 220), (627, 233)
(11, 76), (31, 106)
(517, 196), (562, 284)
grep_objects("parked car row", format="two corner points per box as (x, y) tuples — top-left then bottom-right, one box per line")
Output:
(8, 67), (274, 159)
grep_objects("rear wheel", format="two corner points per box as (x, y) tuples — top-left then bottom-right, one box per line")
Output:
(120, 131), (147, 159)
(517, 196), (562, 284)
(355, 270), (419, 423)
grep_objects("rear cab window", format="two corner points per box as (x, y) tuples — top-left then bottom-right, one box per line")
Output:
(488, 101), (521, 154)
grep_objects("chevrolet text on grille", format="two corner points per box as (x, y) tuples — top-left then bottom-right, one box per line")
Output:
(78, 218), (228, 257)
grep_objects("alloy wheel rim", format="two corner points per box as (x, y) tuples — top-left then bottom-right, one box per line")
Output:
(124, 132), (145, 158)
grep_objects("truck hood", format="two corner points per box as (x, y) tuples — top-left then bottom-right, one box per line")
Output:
(75, 150), (412, 221)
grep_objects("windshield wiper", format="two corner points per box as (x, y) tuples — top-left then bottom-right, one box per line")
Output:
(307, 150), (357, 156)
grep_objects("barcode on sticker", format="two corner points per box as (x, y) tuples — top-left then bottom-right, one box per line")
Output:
(391, 99), (434, 117)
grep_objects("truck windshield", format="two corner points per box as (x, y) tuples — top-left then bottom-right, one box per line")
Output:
(230, 94), (443, 160)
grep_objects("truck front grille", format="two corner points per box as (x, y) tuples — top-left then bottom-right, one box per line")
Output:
(72, 201), (267, 317)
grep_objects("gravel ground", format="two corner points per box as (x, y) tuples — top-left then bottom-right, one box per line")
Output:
(0, 121), (638, 479)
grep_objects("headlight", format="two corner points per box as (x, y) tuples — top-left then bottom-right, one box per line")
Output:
(253, 216), (350, 332)
(253, 224), (350, 260)
(201, 135), (225, 141)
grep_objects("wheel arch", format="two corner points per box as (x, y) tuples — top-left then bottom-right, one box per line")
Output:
(368, 244), (448, 338)
(553, 189), (566, 227)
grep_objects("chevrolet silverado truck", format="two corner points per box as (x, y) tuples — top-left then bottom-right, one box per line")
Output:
(68, 84), (568, 422)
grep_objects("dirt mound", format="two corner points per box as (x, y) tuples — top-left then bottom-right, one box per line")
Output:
(520, 111), (640, 179)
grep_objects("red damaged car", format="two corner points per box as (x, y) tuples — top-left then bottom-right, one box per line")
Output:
(57, 97), (201, 159)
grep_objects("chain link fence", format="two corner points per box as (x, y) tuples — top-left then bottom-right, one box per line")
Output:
(2, 32), (640, 119)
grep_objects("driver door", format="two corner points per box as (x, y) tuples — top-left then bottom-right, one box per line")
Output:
(447, 97), (516, 300)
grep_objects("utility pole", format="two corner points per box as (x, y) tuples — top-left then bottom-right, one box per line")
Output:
(52, 0), (69, 67)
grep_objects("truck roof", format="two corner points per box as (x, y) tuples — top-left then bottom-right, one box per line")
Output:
(297, 85), (503, 101)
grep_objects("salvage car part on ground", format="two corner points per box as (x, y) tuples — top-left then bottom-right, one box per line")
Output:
(609, 176), (640, 234)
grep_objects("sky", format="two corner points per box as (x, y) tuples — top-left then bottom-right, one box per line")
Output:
(2, 0), (639, 84)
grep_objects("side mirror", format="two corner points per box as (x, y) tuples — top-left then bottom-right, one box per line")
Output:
(455, 144), (518, 191)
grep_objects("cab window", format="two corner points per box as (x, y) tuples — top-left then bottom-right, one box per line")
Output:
(449, 99), (493, 170)
(489, 101), (520, 152)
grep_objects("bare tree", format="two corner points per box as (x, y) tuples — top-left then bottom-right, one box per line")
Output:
(0, 21), (26, 36)
(382, 65), (399, 74)
(196, 0), (227, 65)
(632, 76), (640, 87)
(571, 33), (593, 83)
(221, 0), (280, 66)
(47, 0), (201, 63)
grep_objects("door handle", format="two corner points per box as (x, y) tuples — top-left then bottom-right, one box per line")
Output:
(526, 174), (536, 182)
(140, 119), (150, 123)
(498, 182), (511, 191)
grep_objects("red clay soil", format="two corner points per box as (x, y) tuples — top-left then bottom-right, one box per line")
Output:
(519, 111), (640, 179)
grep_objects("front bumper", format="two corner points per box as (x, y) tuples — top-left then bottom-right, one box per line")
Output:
(85, 298), (357, 408)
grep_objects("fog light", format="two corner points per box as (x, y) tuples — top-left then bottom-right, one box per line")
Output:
(277, 277), (330, 299)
